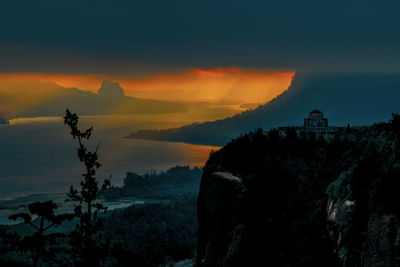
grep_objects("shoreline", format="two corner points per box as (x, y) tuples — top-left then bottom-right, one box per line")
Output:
(0, 192), (167, 225)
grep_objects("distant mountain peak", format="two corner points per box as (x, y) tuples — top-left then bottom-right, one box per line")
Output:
(98, 80), (125, 98)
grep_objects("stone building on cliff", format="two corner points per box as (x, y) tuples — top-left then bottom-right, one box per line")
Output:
(304, 109), (328, 127)
(277, 109), (343, 138)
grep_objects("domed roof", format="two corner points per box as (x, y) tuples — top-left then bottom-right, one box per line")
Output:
(307, 109), (326, 121)
(310, 109), (323, 114)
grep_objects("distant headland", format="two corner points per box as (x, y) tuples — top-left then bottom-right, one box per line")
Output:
(126, 72), (400, 146)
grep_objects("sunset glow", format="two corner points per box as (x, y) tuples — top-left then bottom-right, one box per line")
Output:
(0, 69), (294, 104)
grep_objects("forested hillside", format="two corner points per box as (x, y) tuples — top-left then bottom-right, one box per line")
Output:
(195, 115), (400, 266)
(128, 72), (400, 145)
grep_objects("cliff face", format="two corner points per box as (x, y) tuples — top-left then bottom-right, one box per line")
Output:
(195, 116), (400, 267)
(196, 172), (246, 267)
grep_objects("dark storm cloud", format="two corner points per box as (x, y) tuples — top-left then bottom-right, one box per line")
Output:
(1, 0), (399, 73)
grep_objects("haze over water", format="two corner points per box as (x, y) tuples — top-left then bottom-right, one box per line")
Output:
(0, 114), (219, 200)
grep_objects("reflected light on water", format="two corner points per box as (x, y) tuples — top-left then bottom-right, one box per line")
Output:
(9, 116), (62, 125)
(0, 115), (221, 200)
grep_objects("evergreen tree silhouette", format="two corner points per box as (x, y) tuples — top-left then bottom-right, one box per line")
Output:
(8, 201), (74, 266)
(64, 109), (111, 266)
(391, 113), (400, 136)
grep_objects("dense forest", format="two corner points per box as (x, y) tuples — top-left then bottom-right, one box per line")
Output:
(0, 168), (201, 267)
(195, 114), (400, 266)
(104, 166), (202, 200)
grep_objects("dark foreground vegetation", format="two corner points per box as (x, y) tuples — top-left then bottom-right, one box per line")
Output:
(104, 166), (202, 200)
(102, 195), (197, 267)
(0, 110), (201, 266)
(4, 109), (400, 266)
(0, 195), (198, 267)
(195, 114), (400, 267)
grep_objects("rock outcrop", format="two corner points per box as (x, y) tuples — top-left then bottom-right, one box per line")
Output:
(98, 80), (125, 99)
(196, 171), (246, 267)
(195, 116), (400, 266)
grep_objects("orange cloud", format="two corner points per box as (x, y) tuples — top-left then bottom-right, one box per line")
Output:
(0, 68), (294, 104)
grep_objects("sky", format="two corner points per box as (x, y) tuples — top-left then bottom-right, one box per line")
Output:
(1, 0), (399, 74)
(0, 0), (399, 108)
(0, 70), (294, 103)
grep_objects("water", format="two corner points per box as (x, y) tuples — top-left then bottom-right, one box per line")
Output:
(0, 114), (220, 200)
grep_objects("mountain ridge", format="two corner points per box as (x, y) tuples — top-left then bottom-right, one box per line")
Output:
(127, 72), (400, 145)
(0, 79), (188, 118)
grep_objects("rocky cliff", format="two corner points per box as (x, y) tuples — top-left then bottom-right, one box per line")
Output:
(97, 80), (125, 99)
(195, 115), (400, 266)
